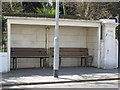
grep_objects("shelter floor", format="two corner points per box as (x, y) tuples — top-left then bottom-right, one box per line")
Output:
(1, 67), (119, 86)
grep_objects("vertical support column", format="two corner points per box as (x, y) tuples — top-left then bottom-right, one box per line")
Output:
(100, 19), (118, 69)
(45, 26), (50, 67)
(53, 0), (59, 78)
(0, 1), (2, 52)
(7, 20), (11, 71)
(118, 1), (120, 68)
(97, 23), (101, 68)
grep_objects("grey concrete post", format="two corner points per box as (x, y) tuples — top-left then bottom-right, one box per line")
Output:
(53, 0), (59, 78)
(118, 1), (120, 68)
(0, 1), (2, 52)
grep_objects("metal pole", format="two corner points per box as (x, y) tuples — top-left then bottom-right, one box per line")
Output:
(53, 0), (59, 78)
(0, 1), (2, 52)
(118, 1), (120, 68)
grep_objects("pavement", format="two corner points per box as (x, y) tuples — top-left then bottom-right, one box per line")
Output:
(0, 67), (119, 87)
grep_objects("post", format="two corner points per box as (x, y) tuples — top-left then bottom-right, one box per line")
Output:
(0, 1), (2, 52)
(7, 20), (11, 71)
(53, 0), (59, 78)
(118, 1), (120, 68)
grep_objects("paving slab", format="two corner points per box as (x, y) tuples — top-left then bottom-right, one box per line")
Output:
(0, 67), (119, 86)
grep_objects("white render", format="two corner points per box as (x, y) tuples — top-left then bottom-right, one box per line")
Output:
(100, 19), (118, 69)
(4, 17), (118, 71)
(0, 52), (8, 73)
(115, 39), (118, 68)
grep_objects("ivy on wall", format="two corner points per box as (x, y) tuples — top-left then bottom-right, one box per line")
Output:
(0, 16), (7, 52)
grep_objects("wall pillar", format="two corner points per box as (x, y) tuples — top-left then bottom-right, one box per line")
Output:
(100, 19), (118, 69)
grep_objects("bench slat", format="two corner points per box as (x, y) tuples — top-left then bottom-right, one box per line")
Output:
(60, 52), (88, 56)
(11, 48), (47, 52)
(50, 48), (88, 52)
(11, 48), (48, 58)
(50, 47), (89, 57)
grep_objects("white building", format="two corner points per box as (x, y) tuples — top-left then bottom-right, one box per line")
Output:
(0, 17), (118, 72)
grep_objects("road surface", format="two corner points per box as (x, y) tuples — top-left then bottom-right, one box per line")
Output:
(2, 80), (119, 89)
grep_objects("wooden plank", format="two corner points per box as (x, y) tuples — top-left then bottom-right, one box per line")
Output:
(11, 52), (47, 56)
(11, 47), (90, 58)
(61, 56), (91, 58)
(11, 48), (47, 52)
(50, 47), (89, 58)
(50, 48), (88, 52)
(60, 52), (88, 56)
(11, 48), (48, 58)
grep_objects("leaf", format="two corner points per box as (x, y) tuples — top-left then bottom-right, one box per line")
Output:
(35, 7), (42, 14)
(50, 9), (55, 15)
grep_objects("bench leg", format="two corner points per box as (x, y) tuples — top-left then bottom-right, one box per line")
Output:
(59, 57), (61, 69)
(40, 58), (42, 68)
(13, 58), (17, 69)
(81, 57), (86, 67)
(13, 58), (15, 69)
(81, 57), (83, 67)
(40, 58), (44, 69)
(85, 58), (87, 67)
(15, 58), (17, 69)
(41, 58), (45, 69)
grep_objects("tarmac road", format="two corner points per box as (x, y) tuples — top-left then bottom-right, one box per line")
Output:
(2, 80), (119, 89)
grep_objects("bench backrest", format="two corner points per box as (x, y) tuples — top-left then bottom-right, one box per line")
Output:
(11, 48), (48, 57)
(50, 47), (88, 57)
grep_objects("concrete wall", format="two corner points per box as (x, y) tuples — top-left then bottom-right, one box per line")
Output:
(49, 26), (87, 48)
(49, 26), (87, 67)
(99, 20), (118, 69)
(11, 24), (46, 48)
(0, 52), (8, 73)
(11, 24), (46, 68)
(11, 24), (98, 68)
(86, 27), (98, 67)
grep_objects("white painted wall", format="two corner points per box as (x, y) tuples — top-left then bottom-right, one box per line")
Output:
(11, 24), (46, 48)
(100, 19), (118, 69)
(115, 39), (118, 68)
(0, 52), (8, 73)
(49, 26), (87, 47)
(49, 26), (87, 67)
(86, 27), (99, 67)
(11, 25), (88, 68)
(11, 24), (46, 68)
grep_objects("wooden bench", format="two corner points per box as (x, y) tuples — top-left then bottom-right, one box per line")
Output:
(50, 47), (93, 67)
(11, 48), (49, 69)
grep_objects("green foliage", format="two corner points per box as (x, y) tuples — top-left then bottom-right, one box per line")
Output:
(34, 3), (55, 15)
(2, 2), (118, 19)
(2, 2), (23, 12)
(0, 16), (7, 52)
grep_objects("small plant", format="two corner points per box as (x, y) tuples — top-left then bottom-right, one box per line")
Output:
(34, 2), (55, 15)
